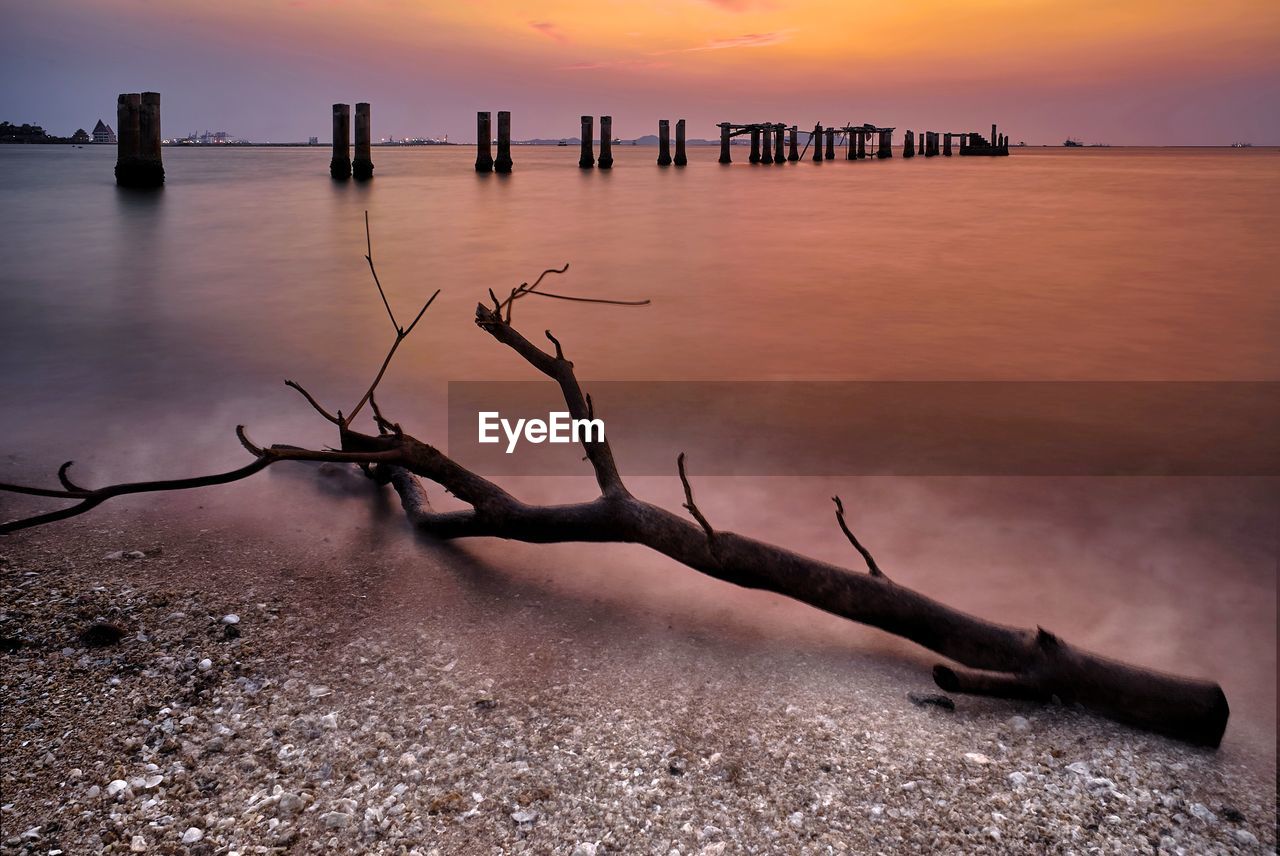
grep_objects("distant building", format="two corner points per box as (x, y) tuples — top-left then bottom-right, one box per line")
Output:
(92, 120), (116, 144)
(309, 136), (319, 145)
(71, 128), (90, 144)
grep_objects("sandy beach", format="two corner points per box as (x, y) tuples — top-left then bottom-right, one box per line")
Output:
(2, 464), (1274, 855)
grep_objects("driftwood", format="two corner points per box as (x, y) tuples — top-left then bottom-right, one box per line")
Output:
(0, 226), (1230, 748)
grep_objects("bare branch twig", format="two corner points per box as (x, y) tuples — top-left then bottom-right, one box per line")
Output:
(365, 210), (400, 334)
(832, 495), (886, 578)
(678, 452), (715, 542)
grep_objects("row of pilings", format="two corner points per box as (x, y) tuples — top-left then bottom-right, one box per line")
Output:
(718, 123), (898, 164)
(111, 93), (1008, 188)
(475, 111), (514, 173)
(330, 103), (374, 180)
(905, 125), (1010, 157)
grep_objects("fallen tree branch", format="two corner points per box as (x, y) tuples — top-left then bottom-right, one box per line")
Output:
(0, 249), (1231, 748)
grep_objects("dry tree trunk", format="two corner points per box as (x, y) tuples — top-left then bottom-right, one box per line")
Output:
(0, 244), (1231, 748)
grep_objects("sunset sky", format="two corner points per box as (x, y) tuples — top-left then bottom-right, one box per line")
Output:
(3, 0), (1278, 145)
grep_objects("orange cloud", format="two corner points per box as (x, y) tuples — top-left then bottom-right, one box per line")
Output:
(529, 21), (567, 43)
(687, 30), (793, 51)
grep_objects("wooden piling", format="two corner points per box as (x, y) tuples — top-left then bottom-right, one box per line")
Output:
(331, 103), (351, 179)
(352, 102), (373, 180)
(658, 119), (672, 166)
(597, 115), (613, 169)
(495, 110), (513, 173)
(674, 119), (687, 166)
(760, 124), (774, 164)
(813, 124), (823, 162)
(788, 126), (799, 161)
(475, 111), (493, 172)
(903, 130), (914, 158)
(824, 127), (835, 161)
(944, 132), (952, 156)
(857, 129), (866, 159)
(878, 128), (892, 158)
(991, 124), (998, 148)
(719, 123), (732, 164)
(774, 124), (785, 164)
(918, 133), (925, 156)
(579, 116), (595, 169)
(749, 126), (761, 163)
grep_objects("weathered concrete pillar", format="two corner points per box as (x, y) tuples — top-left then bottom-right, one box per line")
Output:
(657, 119), (672, 166)
(495, 110), (513, 173)
(116, 92), (164, 187)
(760, 124), (773, 164)
(475, 111), (492, 172)
(824, 128), (835, 161)
(674, 119), (687, 166)
(579, 116), (595, 169)
(903, 130), (914, 158)
(597, 115), (613, 169)
(749, 126), (761, 163)
(944, 133), (953, 156)
(331, 103), (351, 179)
(812, 124), (823, 162)
(788, 126), (799, 161)
(857, 130), (866, 159)
(719, 123), (732, 164)
(352, 102), (373, 180)
(774, 124), (786, 164)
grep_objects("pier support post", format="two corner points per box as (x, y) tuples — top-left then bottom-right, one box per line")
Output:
(749, 126), (761, 163)
(788, 126), (799, 161)
(903, 130), (914, 158)
(331, 103), (351, 179)
(719, 123), (732, 164)
(825, 127), (835, 161)
(597, 115), (613, 169)
(130, 91), (164, 187)
(774, 124), (785, 164)
(658, 119), (672, 166)
(991, 124), (998, 148)
(353, 102), (373, 180)
(878, 129), (893, 158)
(857, 129), (866, 159)
(475, 112), (493, 172)
(579, 116), (595, 169)
(918, 133), (925, 156)
(944, 133), (952, 156)
(760, 124), (773, 164)
(495, 110), (513, 173)
(674, 119), (687, 166)
(812, 124), (823, 162)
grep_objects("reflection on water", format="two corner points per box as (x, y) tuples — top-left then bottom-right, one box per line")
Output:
(0, 145), (1275, 757)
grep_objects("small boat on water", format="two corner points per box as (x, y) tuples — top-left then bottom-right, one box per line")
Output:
(1230, 142), (1253, 148)
(557, 139), (568, 146)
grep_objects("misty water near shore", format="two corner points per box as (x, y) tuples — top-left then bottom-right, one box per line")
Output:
(0, 144), (1275, 766)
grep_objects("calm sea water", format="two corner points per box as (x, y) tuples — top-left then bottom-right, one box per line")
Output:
(0, 145), (1275, 756)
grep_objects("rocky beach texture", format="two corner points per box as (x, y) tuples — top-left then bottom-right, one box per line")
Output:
(1, 481), (1275, 855)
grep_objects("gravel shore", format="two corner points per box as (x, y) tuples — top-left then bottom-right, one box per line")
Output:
(1, 486), (1275, 855)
